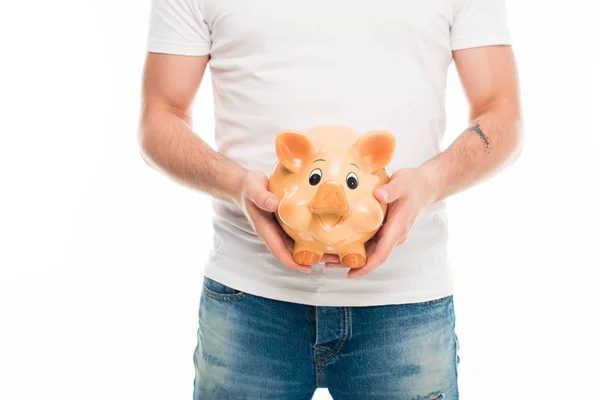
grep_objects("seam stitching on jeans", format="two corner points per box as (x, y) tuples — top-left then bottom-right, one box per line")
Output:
(313, 347), (320, 388)
(316, 307), (350, 364)
(345, 307), (351, 338)
(313, 308), (323, 387)
(202, 289), (249, 302)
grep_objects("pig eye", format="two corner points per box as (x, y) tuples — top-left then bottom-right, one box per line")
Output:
(309, 169), (322, 186)
(346, 172), (359, 190)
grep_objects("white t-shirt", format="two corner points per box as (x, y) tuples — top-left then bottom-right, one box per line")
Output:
(146, 0), (511, 306)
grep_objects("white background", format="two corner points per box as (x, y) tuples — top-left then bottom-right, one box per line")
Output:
(0, 1), (598, 399)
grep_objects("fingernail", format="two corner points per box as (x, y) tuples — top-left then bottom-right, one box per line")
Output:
(378, 189), (388, 201)
(265, 198), (275, 212)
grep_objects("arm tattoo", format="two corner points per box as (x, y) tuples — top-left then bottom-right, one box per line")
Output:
(466, 121), (491, 152)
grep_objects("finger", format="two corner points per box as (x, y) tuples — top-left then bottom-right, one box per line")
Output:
(250, 188), (279, 213)
(276, 224), (314, 265)
(257, 220), (312, 274)
(245, 173), (279, 212)
(320, 253), (339, 263)
(371, 226), (384, 244)
(269, 237), (312, 273)
(394, 217), (414, 246)
(348, 224), (400, 279)
(283, 235), (295, 253)
(396, 230), (409, 246)
(374, 174), (408, 204)
(365, 240), (377, 257)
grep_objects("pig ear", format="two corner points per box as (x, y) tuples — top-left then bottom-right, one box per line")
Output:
(351, 130), (396, 173)
(275, 131), (315, 173)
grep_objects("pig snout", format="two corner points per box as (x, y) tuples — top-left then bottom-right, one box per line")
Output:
(309, 181), (349, 217)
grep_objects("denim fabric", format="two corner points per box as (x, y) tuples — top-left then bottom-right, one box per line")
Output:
(194, 277), (459, 400)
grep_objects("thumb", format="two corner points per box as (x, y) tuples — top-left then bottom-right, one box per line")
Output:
(374, 174), (405, 204)
(246, 172), (279, 212)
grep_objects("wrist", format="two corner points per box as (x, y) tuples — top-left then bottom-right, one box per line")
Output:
(227, 167), (249, 207)
(416, 162), (442, 206)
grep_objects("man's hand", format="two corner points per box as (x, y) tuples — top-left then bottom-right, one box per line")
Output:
(328, 46), (521, 279)
(235, 170), (313, 274)
(325, 168), (436, 279)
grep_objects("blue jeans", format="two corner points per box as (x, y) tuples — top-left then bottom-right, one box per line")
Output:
(194, 277), (459, 399)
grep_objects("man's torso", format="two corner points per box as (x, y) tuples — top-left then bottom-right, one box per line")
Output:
(201, 0), (455, 306)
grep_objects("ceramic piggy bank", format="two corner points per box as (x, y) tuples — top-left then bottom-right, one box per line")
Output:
(268, 125), (396, 268)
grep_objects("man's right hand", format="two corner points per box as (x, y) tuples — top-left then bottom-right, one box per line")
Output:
(139, 53), (317, 273)
(235, 170), (313, 274)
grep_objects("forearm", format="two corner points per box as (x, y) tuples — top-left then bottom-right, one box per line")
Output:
(139, 109), (246, 204)
(419, 102), (523, 204)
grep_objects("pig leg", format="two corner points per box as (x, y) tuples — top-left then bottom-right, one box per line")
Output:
(340, 244), (367, 268)
(293, 243), (322, 266)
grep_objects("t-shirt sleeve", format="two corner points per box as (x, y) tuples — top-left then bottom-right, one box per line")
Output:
(450, 0), (512, 50)
(146, 0), (211, 56)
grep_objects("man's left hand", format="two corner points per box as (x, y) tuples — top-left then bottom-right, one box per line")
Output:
(325, 168), (436, 279)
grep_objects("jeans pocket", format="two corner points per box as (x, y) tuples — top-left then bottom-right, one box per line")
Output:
(202, 277), (249, 302)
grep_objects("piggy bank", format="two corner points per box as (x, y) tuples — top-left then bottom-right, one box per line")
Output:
(268, 125), (396, 268)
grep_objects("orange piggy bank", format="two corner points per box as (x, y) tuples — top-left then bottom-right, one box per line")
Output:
(268, 125), (396, 268)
